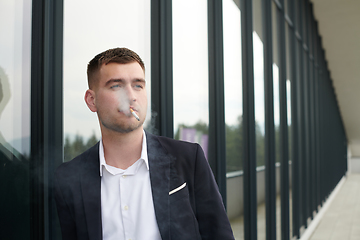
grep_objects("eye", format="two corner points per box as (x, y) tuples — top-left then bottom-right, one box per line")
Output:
(110, 84), (121, 89)
(133, 83), (144, 90)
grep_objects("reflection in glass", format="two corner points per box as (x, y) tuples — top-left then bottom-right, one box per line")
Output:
(223, 0), (244, 238)
(253, 31), (266, 240)
(273, 64), (282, 240)
(272, 3), (282, 238)
(173, 0), (209, 157)
(63, 0), (151, 161)
(224, 0), (243, 174)
(0, 0), (31, 238)
(286, 78), (292, 238)
(287, 79), (292, 160)
(285, 20), (293, 238)
(253, 32), (265, 168)
(273, 64), (280, 164)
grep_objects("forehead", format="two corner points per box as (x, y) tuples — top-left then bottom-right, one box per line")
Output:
(98, 62), (145, 81)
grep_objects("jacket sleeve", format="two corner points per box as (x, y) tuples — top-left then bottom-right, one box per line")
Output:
(193, 144), (235, 240)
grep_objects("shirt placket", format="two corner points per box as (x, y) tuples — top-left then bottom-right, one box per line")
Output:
(120, 173), (134, 240)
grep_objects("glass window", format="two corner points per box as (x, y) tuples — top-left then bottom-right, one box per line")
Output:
(0, 0), (32, 238)
(173, 0), (209, 158)
(285, 20), (293, 239)
(63, 0), (151, 161)
(224, 0), (243, 174)
(272, 2), (281, 239)
(253, 31), (266, 239)
(253, 0), (265, 237)
(223, 0), (244, 238)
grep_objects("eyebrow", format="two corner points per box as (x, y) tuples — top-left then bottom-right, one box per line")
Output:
(105, 78), (146, 86)
(105, 79), (123, 86)
(133, 78), (146, 84)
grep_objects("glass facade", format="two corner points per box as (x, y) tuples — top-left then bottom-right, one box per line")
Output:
(0, 0), (32, 238)
(224, 0), (243, 173)
(1, 0), (349, 239)
(172, 0), (209, 158)
(63, 0), (151, 161)
(223, 0), (244, 238)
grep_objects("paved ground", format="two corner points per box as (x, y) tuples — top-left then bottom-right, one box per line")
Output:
(309, 174), (360, 240)
(229, 174), (360, 240)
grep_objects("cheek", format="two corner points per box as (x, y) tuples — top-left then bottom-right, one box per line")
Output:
(139, 92), (148, 104)
(97, 93), (119, 107)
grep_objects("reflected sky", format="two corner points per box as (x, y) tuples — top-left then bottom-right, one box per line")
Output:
(173, 0), (209, 134)
(224, 0), (242, 127)
(0, 0), (31, 155)
(253, 32), (265, 134)
(63, 0), (151, 141)
(62, 0), (284, 143)
(273, 63), (280, 127)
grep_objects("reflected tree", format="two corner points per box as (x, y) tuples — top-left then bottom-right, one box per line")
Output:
(174, 121), (209, 140)
(226, 115), (243, 172)
(64, 131), (99, 162)
(225, 115), (266, 172)
(256, 122), (265, 167)
(173, 116), (267, 173)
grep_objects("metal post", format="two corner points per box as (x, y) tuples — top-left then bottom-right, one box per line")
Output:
(207, 0), (227, 202)
(241, 0), (258, 238)
(263, 0), (276, 239)
(151, 0), (174, 138)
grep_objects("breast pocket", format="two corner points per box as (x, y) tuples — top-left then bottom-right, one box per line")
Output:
(169, 182), (189, 203)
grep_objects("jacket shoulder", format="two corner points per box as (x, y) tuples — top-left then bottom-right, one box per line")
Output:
(55, 142), (99, 180)
(147, 132), (200, 154)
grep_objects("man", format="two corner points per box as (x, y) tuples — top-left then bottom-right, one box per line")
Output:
(54, 47), (234, 240)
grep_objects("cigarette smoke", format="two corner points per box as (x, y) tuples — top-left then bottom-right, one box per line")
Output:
(117, 88), (132, 117)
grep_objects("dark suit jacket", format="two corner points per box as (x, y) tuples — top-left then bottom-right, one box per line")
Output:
(54, 132), (234, 240)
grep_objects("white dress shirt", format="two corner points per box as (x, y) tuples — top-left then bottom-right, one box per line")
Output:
(99, 131), (162, 240)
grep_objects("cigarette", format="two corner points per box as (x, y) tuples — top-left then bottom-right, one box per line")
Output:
(130, 108), (140, 121)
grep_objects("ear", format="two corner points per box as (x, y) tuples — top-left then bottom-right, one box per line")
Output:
(84, 89), (97, 112)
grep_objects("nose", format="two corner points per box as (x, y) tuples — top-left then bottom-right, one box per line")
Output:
(125, 85), (136, 103)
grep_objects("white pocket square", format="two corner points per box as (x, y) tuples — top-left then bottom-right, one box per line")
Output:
(169, 182), (187, 195)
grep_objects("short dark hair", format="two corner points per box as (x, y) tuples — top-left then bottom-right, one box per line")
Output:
(87, 47), (145, 89)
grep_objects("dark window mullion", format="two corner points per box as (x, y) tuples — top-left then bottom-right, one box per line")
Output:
(151, 0), (173, 138)
(207, 0), (227, 200)
(241, 0), (258, 239)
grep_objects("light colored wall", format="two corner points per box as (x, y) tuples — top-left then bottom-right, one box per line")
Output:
(350, 157), (360, 173)
(226, 163), (292, 220)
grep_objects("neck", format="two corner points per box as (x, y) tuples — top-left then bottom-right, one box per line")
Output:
(101, 127), (144, 170)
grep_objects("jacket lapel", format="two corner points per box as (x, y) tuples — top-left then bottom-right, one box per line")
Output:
(80, 143), (103, 240)
(146, 132), (171, 240)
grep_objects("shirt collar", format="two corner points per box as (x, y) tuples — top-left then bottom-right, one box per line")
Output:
(99, 130), (149, 177)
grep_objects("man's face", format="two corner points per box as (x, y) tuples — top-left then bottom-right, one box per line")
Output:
(89, 62), (147, 134)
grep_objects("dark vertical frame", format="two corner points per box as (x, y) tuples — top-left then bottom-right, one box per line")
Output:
(207, 0), (227, 200)
(315, 32), (322, 210)
(31, 1), (45, 237)
(240, 0), (257, 239)
(295, 0), (308, 229)
(308, 3), (318, 215)
(262, 0), (276, 239)
(274, 0), (291, 239)
(151, 0), (173, 138)
(301, 0), (311, 225)
(287, 0), (300, 237)
(31, 0), (63, 239)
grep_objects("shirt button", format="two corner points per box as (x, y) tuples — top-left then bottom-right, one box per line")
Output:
(122, 175), (127, 178)
(124, 205), (129, 210)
